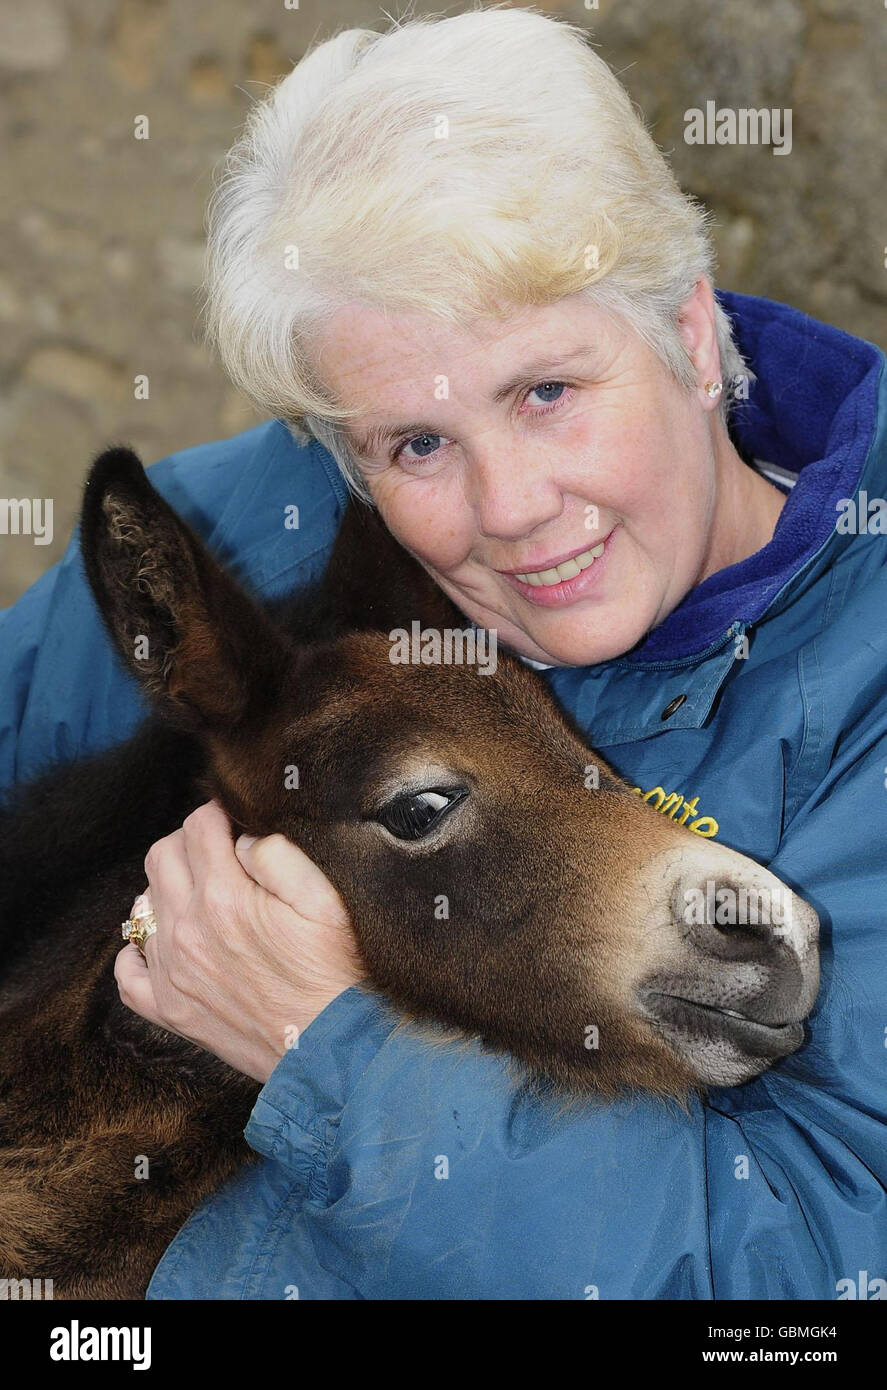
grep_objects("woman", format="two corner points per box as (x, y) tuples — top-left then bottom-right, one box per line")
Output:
(3, 7), (885, 1299)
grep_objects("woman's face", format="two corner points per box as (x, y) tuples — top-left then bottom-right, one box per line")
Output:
(316, 286), (736, 666)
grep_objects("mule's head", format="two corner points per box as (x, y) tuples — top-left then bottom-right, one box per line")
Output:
(82, 447), (819, 1097)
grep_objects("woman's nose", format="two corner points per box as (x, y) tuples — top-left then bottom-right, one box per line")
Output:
(469, 449), (565, 540)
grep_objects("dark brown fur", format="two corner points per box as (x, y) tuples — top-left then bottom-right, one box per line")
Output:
(0, 447), (800, 1297)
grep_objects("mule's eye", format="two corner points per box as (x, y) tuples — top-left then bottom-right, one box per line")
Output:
(375, 787), (467, 841)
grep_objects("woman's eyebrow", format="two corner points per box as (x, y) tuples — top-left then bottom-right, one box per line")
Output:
(490, 345), (599, 402)
(348, 345), (598, 458)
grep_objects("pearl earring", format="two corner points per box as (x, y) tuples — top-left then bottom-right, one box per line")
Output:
(704, 380), (723, 399)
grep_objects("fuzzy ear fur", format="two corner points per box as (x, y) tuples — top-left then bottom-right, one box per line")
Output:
(80, 446), (288, 733)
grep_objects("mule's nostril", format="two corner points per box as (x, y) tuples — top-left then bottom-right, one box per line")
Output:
(707, 883), (753, 935)
(675, 875), (793, 943)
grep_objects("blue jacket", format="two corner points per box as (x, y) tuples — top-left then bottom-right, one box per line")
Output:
(2, 291), (886, 1300)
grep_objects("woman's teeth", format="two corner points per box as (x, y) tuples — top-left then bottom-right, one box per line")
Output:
(515, 542), (605, 587)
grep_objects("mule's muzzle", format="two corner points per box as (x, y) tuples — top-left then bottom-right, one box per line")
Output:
(641, 994), (805, 1060)
(633, 844), (820, 1087)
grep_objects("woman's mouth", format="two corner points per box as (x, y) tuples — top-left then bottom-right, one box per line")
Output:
(501, 527), (617, 607)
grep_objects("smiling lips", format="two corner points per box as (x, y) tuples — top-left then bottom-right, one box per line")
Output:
(498, 528), (615, 606)
(513, 541), (605, 587)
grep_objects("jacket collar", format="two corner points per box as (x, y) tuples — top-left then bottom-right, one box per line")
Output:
(615, 289), (885, 666)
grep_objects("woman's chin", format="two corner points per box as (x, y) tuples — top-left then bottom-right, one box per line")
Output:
(458, 584), (656, 669)
(513, 607), (652, 667)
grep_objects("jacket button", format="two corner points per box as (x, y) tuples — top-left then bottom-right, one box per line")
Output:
(660, 694), (687, 721)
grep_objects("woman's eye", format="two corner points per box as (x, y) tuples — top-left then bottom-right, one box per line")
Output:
(394, 432), (445, 463)
(391, 382), (570, 463)
(375, 787), (467, 841)
(526, 381), (567, 407)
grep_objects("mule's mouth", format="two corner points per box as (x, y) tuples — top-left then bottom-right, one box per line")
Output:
(643, 992), (805, 1058)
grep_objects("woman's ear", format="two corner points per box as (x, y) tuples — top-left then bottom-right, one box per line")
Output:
(676, 277), (722, 404)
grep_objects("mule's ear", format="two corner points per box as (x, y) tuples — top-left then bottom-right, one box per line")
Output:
(321, 499), (464, 634)
(80, 446), (287, 732)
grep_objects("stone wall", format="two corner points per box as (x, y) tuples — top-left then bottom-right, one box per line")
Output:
(1, 0), (884, 602)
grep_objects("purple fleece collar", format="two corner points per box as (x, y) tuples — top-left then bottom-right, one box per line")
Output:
(619, 290), (883, 665)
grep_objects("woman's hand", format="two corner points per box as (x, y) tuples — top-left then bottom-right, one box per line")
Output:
(115, 800), (365, 1083)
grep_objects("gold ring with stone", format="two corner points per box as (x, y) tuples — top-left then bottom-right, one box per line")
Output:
(121, 914), (158, 956)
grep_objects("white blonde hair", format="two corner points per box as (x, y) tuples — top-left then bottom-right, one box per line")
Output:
(202, 3), (749, 501)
